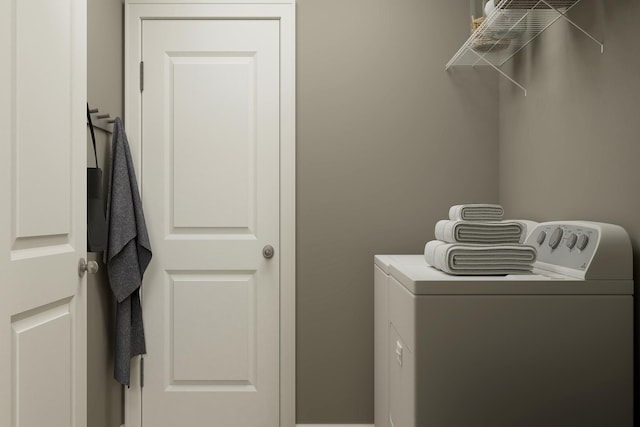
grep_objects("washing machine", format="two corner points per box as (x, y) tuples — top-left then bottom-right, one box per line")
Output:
(374, 221), (634, 427)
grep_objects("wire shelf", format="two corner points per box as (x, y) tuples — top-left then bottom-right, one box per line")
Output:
(446, 0), (603, 95)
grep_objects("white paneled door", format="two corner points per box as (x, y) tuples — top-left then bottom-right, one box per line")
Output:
(140, 18), (281, 426)
(0, 0), (87, 426)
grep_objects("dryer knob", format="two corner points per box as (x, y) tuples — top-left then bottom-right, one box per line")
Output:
(536, 231), (547, 245)
(566, 233), (577, 249)
(577, 234), (589, 250)
(549, 227), (563, 249)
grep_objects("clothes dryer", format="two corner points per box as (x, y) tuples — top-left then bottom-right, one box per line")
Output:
(374, 221), (633, 427)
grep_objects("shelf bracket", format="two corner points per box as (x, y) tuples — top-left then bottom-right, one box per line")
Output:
(469, 48), (528, 96)
(540, 0), (604, 53)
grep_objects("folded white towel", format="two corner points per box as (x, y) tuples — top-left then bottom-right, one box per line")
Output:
(449, 204), (504, 221)
(435, 220), (526, 244)
(516, 219), (539, 240)
(424, 240), (537, 275)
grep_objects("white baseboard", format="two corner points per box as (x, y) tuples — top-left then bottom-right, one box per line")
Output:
(296, 425), (374, 427)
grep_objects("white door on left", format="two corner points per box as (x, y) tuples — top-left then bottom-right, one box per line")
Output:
(0, 0), (87, 426)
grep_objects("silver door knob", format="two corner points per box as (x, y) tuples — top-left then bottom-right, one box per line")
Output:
(78, 258), (99, 277)
(263, 245), (275, 259)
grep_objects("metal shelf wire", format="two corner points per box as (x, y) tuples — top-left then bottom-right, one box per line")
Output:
(446, 0), (603, 95)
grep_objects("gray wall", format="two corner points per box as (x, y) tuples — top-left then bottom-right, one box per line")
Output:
(498, 0), (640, 414)
(85, 0), (639, 423)
(87, 0), (123, 426)
(296, 0), (499, 423)
(85, 0), (500, 424)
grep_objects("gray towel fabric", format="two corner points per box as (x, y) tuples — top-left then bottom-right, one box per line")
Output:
(104, 117), (152, 386)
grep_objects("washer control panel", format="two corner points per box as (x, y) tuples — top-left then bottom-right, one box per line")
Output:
(524, 223), (598, 272)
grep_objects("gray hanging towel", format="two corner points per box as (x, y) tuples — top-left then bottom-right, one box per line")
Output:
(104, 117), (152, 386)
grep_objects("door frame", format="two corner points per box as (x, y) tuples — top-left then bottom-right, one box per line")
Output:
(124, 1), (295, 426)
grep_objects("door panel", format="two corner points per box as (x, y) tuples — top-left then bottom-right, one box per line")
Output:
(172, 57), (256, 230)
(141, 19), (280, 427)
(12, 299), (73, 427)
(169, 271), (256, 386)
(15, 0), (72, 239)
(0, 0), (86, 425)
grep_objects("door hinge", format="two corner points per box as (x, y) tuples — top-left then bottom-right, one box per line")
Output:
(140, 61), (144, 92)
(140, 356), (145, 388)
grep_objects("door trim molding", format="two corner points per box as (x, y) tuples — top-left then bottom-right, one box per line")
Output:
(124, 2), (296, 426)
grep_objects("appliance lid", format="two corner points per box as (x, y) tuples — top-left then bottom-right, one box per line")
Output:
(387, 257), (633, 296)
(374, 254), (425, 274)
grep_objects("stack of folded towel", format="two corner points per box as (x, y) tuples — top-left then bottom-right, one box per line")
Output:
(449, 204), (504, 221)
(425, 204), (537, 275)
(435, 219), (526, 244)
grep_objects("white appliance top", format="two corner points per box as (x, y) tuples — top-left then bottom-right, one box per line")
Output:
(375, 221), (633, 296)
